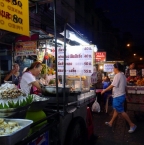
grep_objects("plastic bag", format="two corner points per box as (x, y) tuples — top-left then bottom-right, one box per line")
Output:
(91, 99), (100, 112)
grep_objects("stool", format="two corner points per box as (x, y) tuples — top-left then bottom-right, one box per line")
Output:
(105, 94), (112, 113)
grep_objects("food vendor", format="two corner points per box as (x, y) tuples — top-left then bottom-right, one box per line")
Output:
(4, 63), (21, 86)
(20, 61), (42, 95)
(20, 61), (47, 133)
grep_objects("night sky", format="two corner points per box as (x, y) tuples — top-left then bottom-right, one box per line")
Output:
(95, 0), (144, 46)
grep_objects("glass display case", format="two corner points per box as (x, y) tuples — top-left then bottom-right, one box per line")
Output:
(66, 75), (91, 92)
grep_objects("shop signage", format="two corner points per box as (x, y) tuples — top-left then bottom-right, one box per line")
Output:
(57, 46), (94, 76)
(0, 0), (29, 36)
(95, 52), (106, 62)
(15, 41), (37, 56)
(130, 69), (137, 76)
(104, 64), (114, 72)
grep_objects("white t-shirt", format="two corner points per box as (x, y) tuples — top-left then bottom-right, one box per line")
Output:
(111, 72), (126, 98)
(20, 72), (36, 95)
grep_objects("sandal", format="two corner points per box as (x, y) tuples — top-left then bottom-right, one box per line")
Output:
(105, 122), (112, 127)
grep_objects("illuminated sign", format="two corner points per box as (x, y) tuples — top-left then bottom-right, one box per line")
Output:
(0, 0), (29, 36)
(95, 52), (106, 62)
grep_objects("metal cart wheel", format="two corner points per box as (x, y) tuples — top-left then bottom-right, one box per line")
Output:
(64, 117), (87, 145)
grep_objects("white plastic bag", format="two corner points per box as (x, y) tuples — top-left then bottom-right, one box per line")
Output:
(91, 99), (100, 113)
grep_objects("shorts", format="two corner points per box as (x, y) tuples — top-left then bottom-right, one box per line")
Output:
(113, 94), (126, 113)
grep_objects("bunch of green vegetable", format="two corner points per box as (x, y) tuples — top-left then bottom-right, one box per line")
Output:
(0, 95), (33, 109)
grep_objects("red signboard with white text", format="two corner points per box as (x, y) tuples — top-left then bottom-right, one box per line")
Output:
(95, 52), (106, 62)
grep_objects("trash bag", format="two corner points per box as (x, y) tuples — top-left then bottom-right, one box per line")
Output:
(91, 99), (100, 113)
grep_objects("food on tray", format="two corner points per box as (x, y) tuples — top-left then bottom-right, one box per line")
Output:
(0, 83), (26, 99)
(1, 88), (25, 99)
(67, 75), (86, 80)
(0, 118), (21, 135)
(0, 94), (33, 109)
(136, 79), (144, 86)
(70, 87), (75, 92)
(81, 76), (86, 80)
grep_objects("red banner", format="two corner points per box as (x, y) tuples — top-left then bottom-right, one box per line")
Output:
(95, 52), (106, 62)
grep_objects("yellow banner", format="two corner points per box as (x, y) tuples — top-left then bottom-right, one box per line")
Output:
(0, 0), (29, 36)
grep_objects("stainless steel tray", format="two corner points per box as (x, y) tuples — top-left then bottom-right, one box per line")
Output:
(0, 105), (30, 118)
(0, 118), (33, 145)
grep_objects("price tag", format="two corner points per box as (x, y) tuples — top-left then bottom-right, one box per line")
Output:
(130, 69), (137, 76)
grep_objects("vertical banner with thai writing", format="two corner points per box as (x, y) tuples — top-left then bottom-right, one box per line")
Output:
(57, 46), (93, 76)
(15, 41), (37, 56)
(0, 0), (29, 36)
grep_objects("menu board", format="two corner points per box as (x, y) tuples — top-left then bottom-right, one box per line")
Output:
(57, 46), (93, 76)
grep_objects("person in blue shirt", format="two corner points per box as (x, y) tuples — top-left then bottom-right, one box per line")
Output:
(102, 76), (112, 105)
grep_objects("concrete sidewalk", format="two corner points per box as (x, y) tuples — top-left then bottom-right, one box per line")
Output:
(92, 107), (144, 145)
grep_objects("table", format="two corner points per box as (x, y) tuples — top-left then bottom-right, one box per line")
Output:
(127, 86), (144, 112)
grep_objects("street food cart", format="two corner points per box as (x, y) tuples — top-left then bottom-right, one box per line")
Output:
(0, 25), (96, 145)
(0, 0), (98, 144)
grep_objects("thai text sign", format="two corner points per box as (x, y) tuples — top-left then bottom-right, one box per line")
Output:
(95, 52), (106, 62)
(57, 46), (93, 76)
(130, 69), (137, 76)
(15, 41), (37, 56)
(0, 0), (29, 36)
(104, 63), (114, 72)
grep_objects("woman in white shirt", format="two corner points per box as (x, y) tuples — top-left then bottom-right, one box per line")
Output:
(20, 61), (42, 95)
(101, 62), (137, 133)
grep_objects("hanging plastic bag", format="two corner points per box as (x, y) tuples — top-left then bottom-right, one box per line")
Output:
(91, 98), (100, 113)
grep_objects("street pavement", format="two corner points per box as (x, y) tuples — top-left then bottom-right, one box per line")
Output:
(92, 107), (144, 145)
